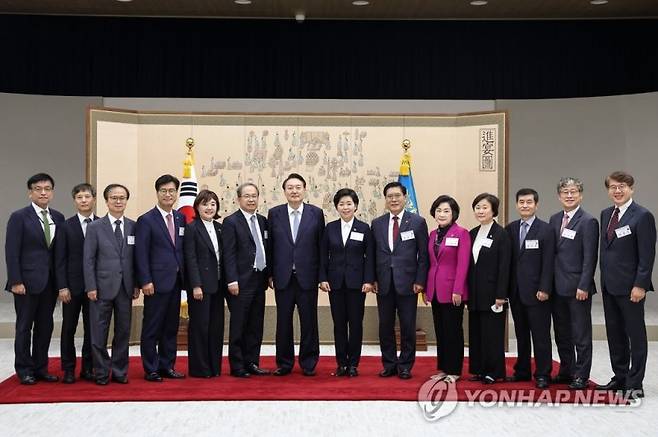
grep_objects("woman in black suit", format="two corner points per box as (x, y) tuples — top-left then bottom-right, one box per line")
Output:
(467, 193), (511, 384)
(319, 188), (375, 377)
(184, 190), (224, 378)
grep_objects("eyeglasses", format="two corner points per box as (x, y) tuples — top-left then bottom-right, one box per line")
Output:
(385, 193), (403, 199)
(108, 196), (127, 202)
(608, 184), (628, 192)
(240, 194), (259, 199)
(31, 186), (53, 193)
(559, 190), (580, 196)
(158, 188), (178, 195)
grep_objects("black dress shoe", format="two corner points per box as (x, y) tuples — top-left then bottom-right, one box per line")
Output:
(468, 375), (483, 382)
(505, 375), (531, 382)
(334, 366), (348, 376)
(111, 375), (129, 384)
(302, 368), (316, 377)
(535, 377), (549, 389)
(80, 370), (94, 381)
(62, 371), (75, 384)
(568, 377), (589, 390)
(19, 375), (37, 385)
(159, 369), (185, 379)
(230, 369), (251, 378)
(595, 379), (624, 391)
(247, 363), (270, 375)
(145, 371), (163, 382)
(35, 373), (59, 382)
(272, 367), (292, 376)
(189, 372), (212, 378)
(482, 375), (496, 385)
(379, 367), (397, 377)
(551, 374), (572, 384)
(95, 378), (109, 386)
(398, 369), (412, 379)
(348, 366), (359, 377)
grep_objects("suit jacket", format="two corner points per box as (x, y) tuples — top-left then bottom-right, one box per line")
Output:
(184, 218), (223, 295)
(83, 215), (136, 300)
(371, 211), (429, 296)
(425, 222), (471, 303)
(319, 218), (375, 290)
(506, 217), (555, 306)
(550, 208), (599, 297)
(55, 215), (100, 295)
(468, 221), (511, 311)
(222, 210), (269, 291)
(600, 201), (656, 296)
(267, 203), (325, 290)
(5, 204), (65, 294)
(135, 207), (185, 292)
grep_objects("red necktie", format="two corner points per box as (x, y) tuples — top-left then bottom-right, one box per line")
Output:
(559, 212), (569, 237)
(606, 208), (619, 241)
(392, 216), (400, 244)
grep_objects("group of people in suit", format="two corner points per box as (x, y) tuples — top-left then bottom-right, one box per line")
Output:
(4, 170), (655, 399)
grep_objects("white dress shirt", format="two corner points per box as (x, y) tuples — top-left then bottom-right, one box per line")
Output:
(388, 210), (405, 251)
(32, 202), (56, 240)
(241, 208), (266, 268)
(472, 221), (493, 264)
(109, 215), (125, 236)
(201, 219), (220, 261)
(77, 213), (95, 237)
(287, 203), (305, 237)
(341, 218), (354, 246)
(615, 198), (633, 221)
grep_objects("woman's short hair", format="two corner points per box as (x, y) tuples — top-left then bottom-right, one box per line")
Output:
(193, 190), (220, 220)
(430, 195), (460, 223)
(333, 188), (359, 208)
(471, 192), (500, 218)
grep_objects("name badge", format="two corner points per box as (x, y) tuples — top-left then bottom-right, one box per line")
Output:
(615, 225), (631, 238)
(350, 232), (364, 242)
(264, 230), (268, 239)
(525, 239), (539, 249)
(481, 238), (493, 248)
(127, 235), (135, 245)
(445, 237), (459, 247)
(561, 228), (576, 240)
(178, 227), (185, 236)
(400, 230), (415, 241)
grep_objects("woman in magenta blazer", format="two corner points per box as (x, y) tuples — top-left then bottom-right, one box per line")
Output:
(424, 195), (471, 383)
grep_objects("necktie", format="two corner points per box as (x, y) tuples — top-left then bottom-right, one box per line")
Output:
(114, 219), (123, 248)
(41, 210), (51, 246)
(519, 221), (529, 249)
(250, 215), (266, 271)
(392, 216), (400, 245)
(607, 208), (620, 241)
(83, 217), (92, 237)
(292, 210), (300, 242)
(166, 213), (176, 245)
(559, 212), (569, 237)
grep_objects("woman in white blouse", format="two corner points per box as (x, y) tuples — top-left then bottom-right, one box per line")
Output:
(183, 190), (224, 377)
(467, 193), (512, 384)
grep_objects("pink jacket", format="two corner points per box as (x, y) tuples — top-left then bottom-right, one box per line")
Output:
(425, 223), (471, 303)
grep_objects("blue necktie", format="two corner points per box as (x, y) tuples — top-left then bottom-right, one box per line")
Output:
(250, 215), (266, 271)
(292, 210), (300, 243)
(519, 221), (529, 249)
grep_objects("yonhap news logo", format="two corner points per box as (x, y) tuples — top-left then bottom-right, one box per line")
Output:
(417, 378), (459, 421)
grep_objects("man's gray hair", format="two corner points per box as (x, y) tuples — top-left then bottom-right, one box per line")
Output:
(236, 182), (260, 197)
(557, 177), (584, 193)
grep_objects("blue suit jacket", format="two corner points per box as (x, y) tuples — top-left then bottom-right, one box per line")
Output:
(5, 205), (65, 294)
(267, 203), (325, 290)
(600, 201), (656, 296)
(319, 218), (375, 290)
(506, 217), (555, 306)
(55, 215), (100, 295)
(135, 207), (185, 293)
(371, 211), (429, 296)
(550, 208), (599, 297)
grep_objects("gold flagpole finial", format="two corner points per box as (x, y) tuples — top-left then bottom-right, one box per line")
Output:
(399, 139), (412, 176)
(183, 138), (195, 178)
(402, 138), (411, 151)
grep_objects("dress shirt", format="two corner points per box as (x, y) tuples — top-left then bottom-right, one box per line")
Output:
(32, 202), (56, 240)
(341, 218), (354, 246)
(77, 213), (95, 237)
(472, 221), (494, 264)
(240, 208), (266, 269)
(388, 210), (405, 251)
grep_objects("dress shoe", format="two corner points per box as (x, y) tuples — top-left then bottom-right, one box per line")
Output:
(468, 374), (483, 382)
(35, 373), (59, 382)
(160, 369), (185, 379)
(80, 370), (94, 381)
(348, 366), (359, 377)
(230, 369), (251, 378)
(398, 369), (412, 380)
(379, 368), (397, 377)
(595, 379), (624, 391)
(95, 378), (109, 386)
(334, 366), (348, 377)
(247, 363), (270, 375)
(568, 377), (589, 390)
(111, 375), (128, 384)
(62, 371), (75, 384)
(551, 374), (572, 384)
(302, 368), (316, 377)
(535, 377), (549, 389)
(505, 375), (531, 382)
(272, 367), (292, 376)
(482, 375), (496, 385)
(144, 371), (163, 382)
(19, 375), (37, 385)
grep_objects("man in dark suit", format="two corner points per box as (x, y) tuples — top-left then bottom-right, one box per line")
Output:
(5, 173), (64, 385)
(595, 171), (655, 399)
(371, 182), (429, 379)
(223, 182), (270, 378)
(136, 174), (186, 382)
(54, 183), (98, 383)
(267, 173), (325, 376)
(505, 188), (555, 389)
(84, 184), (139, 385)
(549, 177), (599, 390)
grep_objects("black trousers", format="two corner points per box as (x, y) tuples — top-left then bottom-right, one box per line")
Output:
(60, 292), (92, 374)
(140, 281), (181, 374)
(226, 281), (265, 372)
(510, 297), (552, 379)
(551, 294), (593, 379)
(329, 287), (366, 367)
(468, 308), (507, 379)
(13, 282), (58, 378)
(89, 288), (132, 379)
(376, 274), (418, 371)
(187, 289), (224, 377)
(432, 300), (464, 375)
(274, 273), (319, 371)
(602, 290), (647, 390)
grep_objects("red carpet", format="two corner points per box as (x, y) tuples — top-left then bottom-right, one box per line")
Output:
(0, 356), (616, 405)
